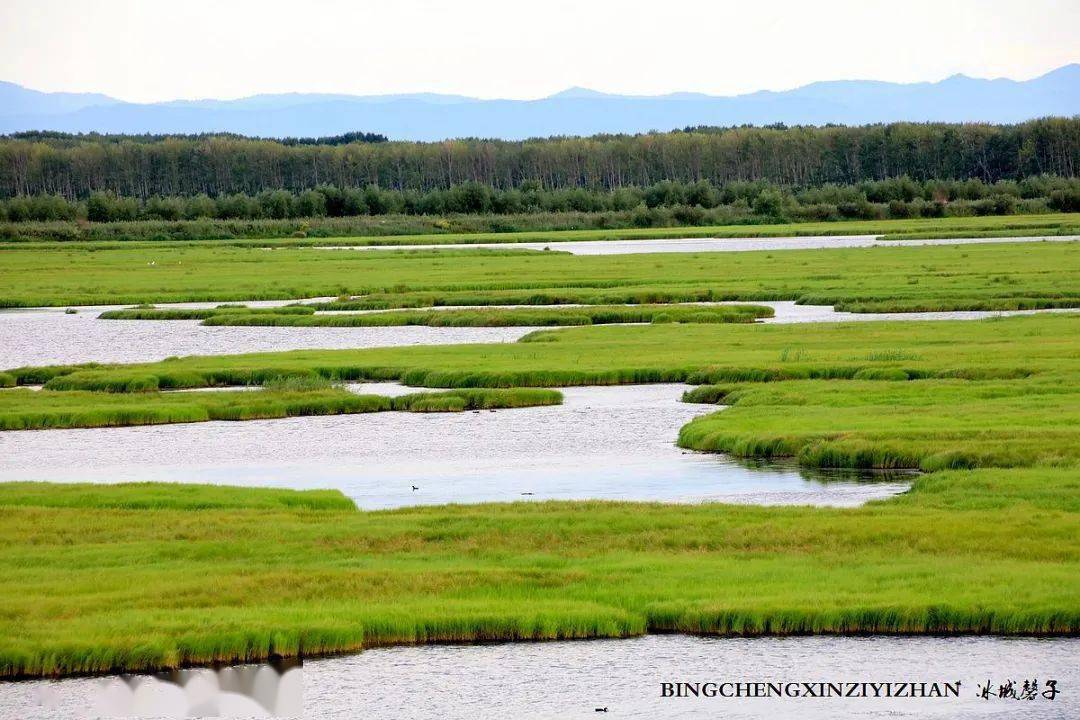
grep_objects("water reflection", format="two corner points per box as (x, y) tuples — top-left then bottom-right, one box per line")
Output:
(9, 659), (301, 719)
(4, 635), (1075, 719)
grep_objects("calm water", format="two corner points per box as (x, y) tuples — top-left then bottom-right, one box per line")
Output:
(3, 635), (1076, 719)
(0, 306), (535, 368)
(747, 301), (1079, 324)
(0, 384), (910, 508)
(317, 234), (1079, 255)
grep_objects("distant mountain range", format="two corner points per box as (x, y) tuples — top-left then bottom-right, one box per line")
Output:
(1, 65), (1077, 141)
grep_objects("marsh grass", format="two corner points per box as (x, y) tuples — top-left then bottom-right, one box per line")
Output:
(1, 235), (1077, 311)
(98, 305), (316, 320)
(0, 465), (1076, 678)
(0, 482), (355, 511)
(261, 374), (334, 392)
(681, 384), (734, 404)
(197, 304), (772, 327)
(1, 218), (1078, 678)
(861, 349), (923, 362)
(0, 387), (562, 430)
(4, 316), (1076, 468)
(677, 377), (1080, 470)
(10, 314), (1070, 395)
(5, 212), (1076, 249)
(310, 286), (747, 311)
(0, 314), (1077, 676)
(391, 388), (560, 412)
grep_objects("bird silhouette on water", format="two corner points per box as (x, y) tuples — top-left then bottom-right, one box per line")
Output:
(411, 485), (419, 491)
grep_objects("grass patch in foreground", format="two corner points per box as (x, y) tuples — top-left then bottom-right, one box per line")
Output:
(0, 467), (1075, 678)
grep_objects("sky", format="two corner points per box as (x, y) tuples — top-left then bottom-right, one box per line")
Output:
(1, 0), (1078, 102)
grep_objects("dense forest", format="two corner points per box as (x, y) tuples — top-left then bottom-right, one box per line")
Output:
(3, 176), (1078, 225)
(1, 119), (1077, 200)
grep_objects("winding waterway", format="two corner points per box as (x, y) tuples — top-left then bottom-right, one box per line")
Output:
(0, 384), (911, 508)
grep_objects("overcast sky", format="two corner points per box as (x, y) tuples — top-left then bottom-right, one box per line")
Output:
(2, 0), (1077, 102)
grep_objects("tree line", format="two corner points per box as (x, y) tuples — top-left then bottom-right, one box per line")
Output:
(3, 176), (1077, 225)
(1, 119), (1076, 200)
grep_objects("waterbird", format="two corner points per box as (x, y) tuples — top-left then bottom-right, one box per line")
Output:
(520, 492), (534, 496)
(595, 709), (608, 713)
(411, 485), (419, 491)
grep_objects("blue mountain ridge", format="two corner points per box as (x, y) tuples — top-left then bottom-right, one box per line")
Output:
(1, 65), (1076, 141)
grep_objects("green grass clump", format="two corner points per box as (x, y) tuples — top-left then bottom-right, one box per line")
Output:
(0, 465), (1076, 678)
(312, 286), (743, 311)
(0, 482), (355, 511)
(390, 388), (561, 412)
(0, 388), (388, 430)
(98, 305), (316, 320)
(0, 387), (563, 431)
(261, 374), (334, 392)
(197, 304), (772, 327)
(681, 384), (734, 404)
(677, 378), (1080, 470)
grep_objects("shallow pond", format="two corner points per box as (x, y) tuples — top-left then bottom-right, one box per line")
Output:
(3, 635), (1075, 719)
(317, 234), (1078, 255)
(0, 384), (910, 508)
